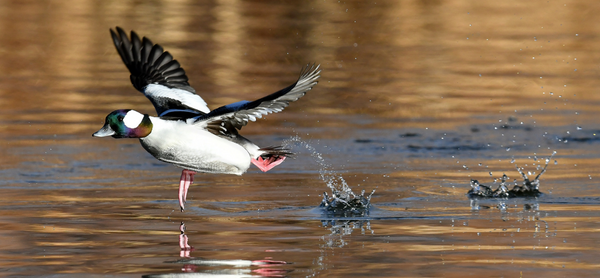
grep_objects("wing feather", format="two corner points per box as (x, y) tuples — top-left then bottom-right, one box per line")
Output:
(195, 64), (320, 135)
(110, 27), (209, 116)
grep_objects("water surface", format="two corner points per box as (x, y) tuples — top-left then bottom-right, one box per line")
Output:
(1, 0), (600, 277)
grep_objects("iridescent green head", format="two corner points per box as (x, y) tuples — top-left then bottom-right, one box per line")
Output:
(93, 109), (152, 138)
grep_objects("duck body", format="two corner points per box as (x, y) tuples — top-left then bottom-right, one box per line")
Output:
(140, 116), (251, 175)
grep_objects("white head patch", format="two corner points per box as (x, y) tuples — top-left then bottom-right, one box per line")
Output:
(123, 110), (145, 128)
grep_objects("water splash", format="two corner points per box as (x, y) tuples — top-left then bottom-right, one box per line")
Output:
(320, 189), (375, 217)
(468, 151), (556, 198)
(284, 136), (375, 216)
(283, 135), (347, 191)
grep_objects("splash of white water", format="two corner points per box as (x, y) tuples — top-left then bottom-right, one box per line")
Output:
(283, 135), (350, 192)
(283, 135), (374, 216)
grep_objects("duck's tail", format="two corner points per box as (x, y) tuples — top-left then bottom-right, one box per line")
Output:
(251, 146), (293, 172)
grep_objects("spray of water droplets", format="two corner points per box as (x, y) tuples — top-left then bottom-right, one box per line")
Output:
(283, 135), (374, 216)
(283, 135), (348, 191)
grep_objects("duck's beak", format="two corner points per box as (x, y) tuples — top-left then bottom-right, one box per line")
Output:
(93, 124), (116, 137)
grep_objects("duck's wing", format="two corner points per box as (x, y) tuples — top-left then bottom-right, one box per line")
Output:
(110, 27), (210, 117)
(194, 64), (320, 136)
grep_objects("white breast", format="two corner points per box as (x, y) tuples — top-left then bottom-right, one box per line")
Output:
(140, 117), (250, 175)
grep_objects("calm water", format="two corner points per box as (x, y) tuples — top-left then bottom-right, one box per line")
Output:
(1, 0), (600, 277)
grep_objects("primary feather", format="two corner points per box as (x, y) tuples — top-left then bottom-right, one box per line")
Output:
(194, 64), (321, 136)
(110, 27), (210, 116)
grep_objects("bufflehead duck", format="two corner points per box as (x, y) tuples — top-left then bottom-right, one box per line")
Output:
(93, 27), (320, 211)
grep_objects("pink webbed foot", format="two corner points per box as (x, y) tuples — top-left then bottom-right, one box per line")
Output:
(251, 156), (286, 172)
(178, 170), (196, 211)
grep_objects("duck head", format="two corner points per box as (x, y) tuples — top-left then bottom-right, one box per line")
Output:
(93, 109), (152, 138)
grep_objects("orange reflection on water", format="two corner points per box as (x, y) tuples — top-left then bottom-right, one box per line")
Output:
(0, 0), (600, 277)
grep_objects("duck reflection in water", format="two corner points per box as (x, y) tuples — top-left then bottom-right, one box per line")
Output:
(143, 222), (290, 278)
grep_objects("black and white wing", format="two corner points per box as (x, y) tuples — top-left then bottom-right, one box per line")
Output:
(110, 27), (210, 117)
(194, 64), (320, 135)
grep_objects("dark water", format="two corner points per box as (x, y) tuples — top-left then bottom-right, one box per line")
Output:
(1, 0), (600, 277)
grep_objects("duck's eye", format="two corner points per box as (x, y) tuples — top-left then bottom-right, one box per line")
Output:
(117, 115), (124, 121)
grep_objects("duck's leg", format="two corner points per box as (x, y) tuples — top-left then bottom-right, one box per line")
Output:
(183, 170), (195, 203)
(178, 169), (196, 211)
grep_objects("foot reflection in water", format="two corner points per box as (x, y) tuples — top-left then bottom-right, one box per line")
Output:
(143, 222), (290, 278)
(179, 222), (194, 260)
